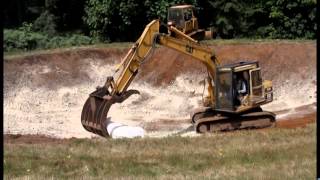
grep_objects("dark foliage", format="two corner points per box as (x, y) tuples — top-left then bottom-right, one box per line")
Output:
(4, 0), (317, 45)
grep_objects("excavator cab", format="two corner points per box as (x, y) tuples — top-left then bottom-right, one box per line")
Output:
(215, 61), (273, 113)
(193, 60), (275, 133)
(167, 5), (206, 40)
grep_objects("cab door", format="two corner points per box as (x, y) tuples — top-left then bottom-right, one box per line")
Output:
(183, 8), (194, 33)
(215, 69), (234, 111)
(249, 68), (265, 104)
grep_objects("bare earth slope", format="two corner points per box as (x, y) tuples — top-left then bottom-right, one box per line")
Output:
(4, 42), (316, 138)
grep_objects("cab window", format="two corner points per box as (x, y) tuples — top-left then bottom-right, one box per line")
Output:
(168, 9), (183, 22)
(251, 70), (262, 87)
(184, 9), (193, 21)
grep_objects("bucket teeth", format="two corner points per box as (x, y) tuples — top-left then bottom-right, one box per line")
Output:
(113, 89), (140, 103)
(81, 89), (140, 137)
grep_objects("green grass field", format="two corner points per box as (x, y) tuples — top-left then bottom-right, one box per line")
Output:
(4, 124), (316, 180)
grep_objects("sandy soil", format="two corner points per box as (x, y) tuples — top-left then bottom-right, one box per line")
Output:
(4, 41), (317, 139)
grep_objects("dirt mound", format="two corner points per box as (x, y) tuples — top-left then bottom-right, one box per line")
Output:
(4, 48), (127, 90)
(137, 42), (316, 113)
(4, 41), (316, 138)
(138, 42), (315, 87)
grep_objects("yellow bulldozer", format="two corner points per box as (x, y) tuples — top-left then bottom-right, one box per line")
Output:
(167, 5), (216, 40)
(81, 19), (275, 137)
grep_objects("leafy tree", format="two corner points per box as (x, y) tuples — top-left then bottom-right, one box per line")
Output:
(4, 0), (317, 40)
(4, 0), (43, 28)
(264, 0), (316, 39)
(207, 0), (247, 38)
(84, 0), (132, 41)
(84, 0), (197, 41)
(144, 0), (197, 21)
(33, 10), (57, 36)
(51, 0), (87, 31)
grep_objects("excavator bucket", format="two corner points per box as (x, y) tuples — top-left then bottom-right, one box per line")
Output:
(81, 77), (139, 137)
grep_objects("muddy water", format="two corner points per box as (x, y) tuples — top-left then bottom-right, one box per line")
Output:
(4, 42), (316, 138)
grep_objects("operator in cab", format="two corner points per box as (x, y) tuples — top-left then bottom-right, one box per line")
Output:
(235, 72), (249, 106)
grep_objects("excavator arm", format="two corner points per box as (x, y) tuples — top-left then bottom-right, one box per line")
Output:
(81, 20), (220, 137)
(110, 20), (219, 96)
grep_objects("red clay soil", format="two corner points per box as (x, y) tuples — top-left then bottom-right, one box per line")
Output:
(4, 134), (70, 144)
(143, 118), (191, 131)
(276, 112), (316, 129)
(4, 42), (315, 89)
(4, 48), (127, 90)
(136, 42), (316, 88)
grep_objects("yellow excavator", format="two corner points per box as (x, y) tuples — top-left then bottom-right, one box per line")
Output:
(81, 20), (275, 137)
(167, 4), (215, 40)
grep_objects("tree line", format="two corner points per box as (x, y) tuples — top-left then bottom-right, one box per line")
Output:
(4, 0), (317, 42)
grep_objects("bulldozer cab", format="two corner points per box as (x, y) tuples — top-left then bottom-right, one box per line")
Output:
(167, 5), (198, 34)
(215, 61), (273, 113)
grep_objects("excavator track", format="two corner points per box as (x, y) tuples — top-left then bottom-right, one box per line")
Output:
(80, 20), (276, 138)
(192, 108), (276, 133)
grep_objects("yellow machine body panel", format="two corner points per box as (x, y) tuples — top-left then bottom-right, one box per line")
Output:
(167, 5), (209, 40)
(113, 20), (159, 94)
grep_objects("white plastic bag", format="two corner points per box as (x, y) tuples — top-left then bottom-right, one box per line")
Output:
(106, 121), (145, 139)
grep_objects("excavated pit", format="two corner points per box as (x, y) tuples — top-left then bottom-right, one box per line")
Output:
(4, 42), (316, 138)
